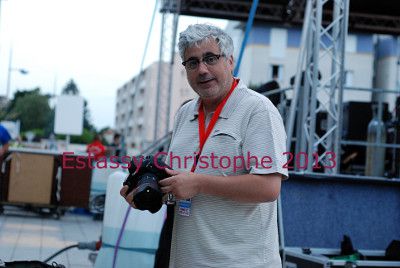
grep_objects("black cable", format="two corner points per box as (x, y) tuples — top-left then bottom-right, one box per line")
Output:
(43, 244), (78, 263)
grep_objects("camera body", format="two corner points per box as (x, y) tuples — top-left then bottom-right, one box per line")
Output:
(123, 155), (170, 213)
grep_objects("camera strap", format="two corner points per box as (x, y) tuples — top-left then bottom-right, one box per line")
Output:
(192, 78), (239, 172)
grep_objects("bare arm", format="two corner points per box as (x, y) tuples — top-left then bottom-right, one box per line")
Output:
(199, 172), (281, 202)
(159, 168), (282, 203)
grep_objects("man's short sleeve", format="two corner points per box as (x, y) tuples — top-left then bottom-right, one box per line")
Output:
(242, 108), (288, 179)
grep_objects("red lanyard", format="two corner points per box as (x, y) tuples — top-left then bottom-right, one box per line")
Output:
(191, 78), (239, 172)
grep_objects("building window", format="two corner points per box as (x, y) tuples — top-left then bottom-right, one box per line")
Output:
(138, 125), (143, 132)
(270, 64), (284, 82)
(345, 70), (354, 87)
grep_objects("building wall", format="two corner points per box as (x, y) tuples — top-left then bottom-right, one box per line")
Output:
(115, 54), (195, 155)
(229, 22), (376, 105)
(168, 62), (196, 135)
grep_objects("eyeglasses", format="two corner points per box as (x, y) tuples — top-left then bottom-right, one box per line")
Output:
(182, 54), (225, 70)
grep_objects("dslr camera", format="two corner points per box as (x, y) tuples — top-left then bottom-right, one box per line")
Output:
(123, 155), (171, 213)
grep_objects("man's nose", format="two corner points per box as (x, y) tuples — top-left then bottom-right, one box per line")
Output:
(197, 61), (209, 74)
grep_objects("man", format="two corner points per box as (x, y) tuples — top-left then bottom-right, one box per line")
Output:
(121, 24), (288, 267)
(0, 124), (11, 157)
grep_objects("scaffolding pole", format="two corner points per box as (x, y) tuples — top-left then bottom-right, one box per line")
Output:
(288, 0), (349, 174)
(154, 0), (180, 141)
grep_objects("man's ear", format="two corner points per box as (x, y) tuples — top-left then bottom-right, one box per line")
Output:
(228, 55), (234, 65)
(227, 55), (234, 73)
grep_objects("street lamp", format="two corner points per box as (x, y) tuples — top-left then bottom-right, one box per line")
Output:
(6, 46), (28, 99)
(6, 67), (29, 99)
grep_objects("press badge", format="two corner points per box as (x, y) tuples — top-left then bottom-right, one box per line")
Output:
(178, 199), (192, 217)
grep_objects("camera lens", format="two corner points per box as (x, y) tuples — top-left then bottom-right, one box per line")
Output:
(132, 172), (163, 213)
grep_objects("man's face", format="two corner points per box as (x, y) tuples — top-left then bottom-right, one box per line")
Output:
(183, 39), (234, 102)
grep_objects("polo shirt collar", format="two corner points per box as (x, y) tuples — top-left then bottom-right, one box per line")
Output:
(189, 78), (244, 121)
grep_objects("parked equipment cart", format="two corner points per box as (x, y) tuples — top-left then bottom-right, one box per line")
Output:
(0, 148), (92, 218)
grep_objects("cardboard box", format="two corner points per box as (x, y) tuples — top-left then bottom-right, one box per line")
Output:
(8, 153), (55, 205)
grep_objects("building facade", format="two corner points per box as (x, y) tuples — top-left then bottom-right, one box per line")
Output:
(226, 22), (377, 103)
(114, 55), (196, 155)
(226, 22), (399, 110)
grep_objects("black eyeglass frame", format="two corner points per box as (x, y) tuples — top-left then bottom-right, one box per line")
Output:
(182, 53), (225, 70)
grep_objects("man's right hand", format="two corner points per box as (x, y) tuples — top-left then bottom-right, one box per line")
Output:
(120, 185), (138, 209)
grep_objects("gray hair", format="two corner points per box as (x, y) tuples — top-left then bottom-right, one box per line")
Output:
(178, 24), (234, 60)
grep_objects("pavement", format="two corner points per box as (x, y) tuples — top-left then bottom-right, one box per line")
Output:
(0, 206), (103, 267)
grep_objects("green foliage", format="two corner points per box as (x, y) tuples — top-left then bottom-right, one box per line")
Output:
(0, 80), (98, 142)
(83, 99), (95, 132)
(5, 88), (40, 115)
(57, 128), (95, 144)
(31, 128), (45, 138)
(21, 128), (45, 141)
(44, 109), (55, 137)
(4, 88), (52, 132)
(61, 79), (80, 95)
(71, 128), (96, 144)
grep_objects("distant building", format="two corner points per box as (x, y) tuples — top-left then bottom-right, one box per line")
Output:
(114, 54), (196, 155)
(226, 22), (377, 104)
(226, 22), (400, 111)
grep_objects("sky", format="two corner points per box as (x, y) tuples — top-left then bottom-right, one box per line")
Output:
(0, 0), (228, 130)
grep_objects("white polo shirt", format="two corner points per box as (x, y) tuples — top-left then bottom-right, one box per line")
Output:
(166, 79), (288, 268)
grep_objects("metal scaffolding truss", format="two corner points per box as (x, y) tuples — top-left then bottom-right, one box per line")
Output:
(158, 0), (350, 175)
(287, 0), (349, 174)
(349, 12), (400, 34)
(163, 0), (400, 35)
(163, 0), (306, 25)
(154, 0), (181, 140)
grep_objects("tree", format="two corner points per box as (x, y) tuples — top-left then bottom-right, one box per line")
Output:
(61, 79), (80, 95)
(5, 88), (52, 132)
(83, 100), (95, 132)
